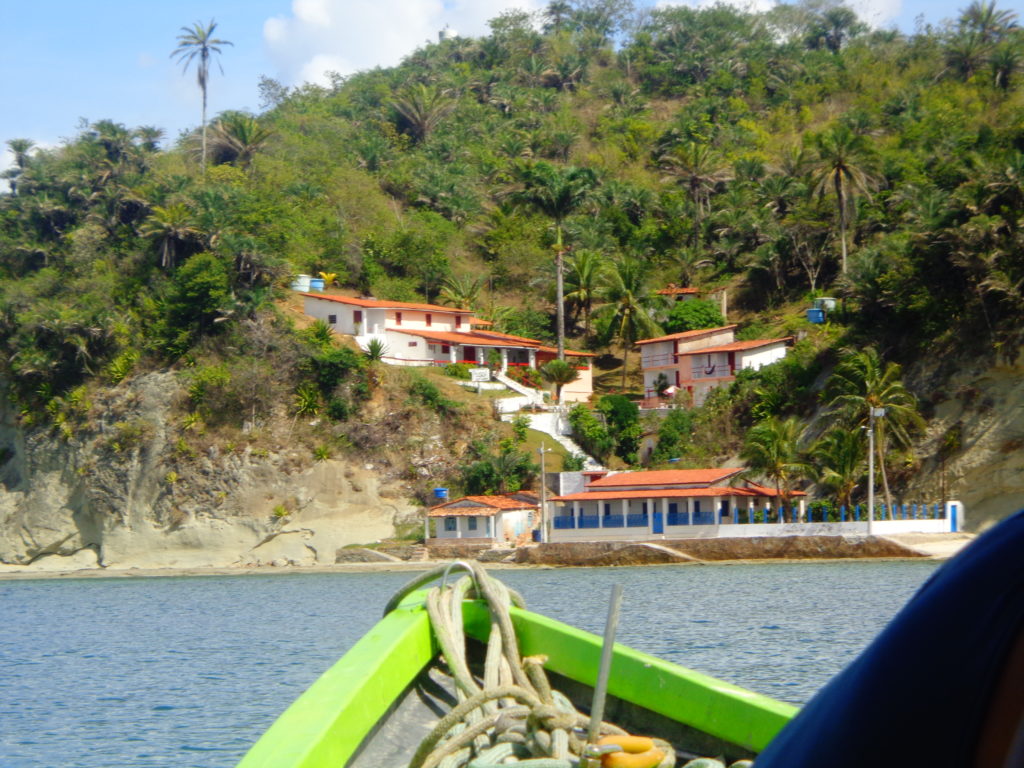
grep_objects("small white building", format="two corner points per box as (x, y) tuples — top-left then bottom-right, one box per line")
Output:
(428, 493), (539, 546)
(637, 325), (791, 408)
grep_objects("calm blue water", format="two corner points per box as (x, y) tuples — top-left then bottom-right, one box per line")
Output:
(0, 561), (940, 768)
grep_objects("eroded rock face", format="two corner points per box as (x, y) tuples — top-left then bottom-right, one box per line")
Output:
(0, 373), (414, 571)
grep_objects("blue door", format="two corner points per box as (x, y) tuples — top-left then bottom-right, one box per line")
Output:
(652, 508), (664, 534)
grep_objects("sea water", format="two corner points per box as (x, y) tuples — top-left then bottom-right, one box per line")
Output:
(0, 560), (939, 768)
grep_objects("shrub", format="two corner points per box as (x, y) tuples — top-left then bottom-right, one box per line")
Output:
(408, 376), (459, 416)
(506, 366), (542, 388)
(443, 362), (471, 380)
(567, 404), (613, 461)
(663, 299), (724, 334)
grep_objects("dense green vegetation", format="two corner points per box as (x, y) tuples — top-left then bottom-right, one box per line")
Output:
(1, 0), (1022, 503)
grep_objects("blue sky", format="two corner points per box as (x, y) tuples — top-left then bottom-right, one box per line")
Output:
(1, 0), (973, 174)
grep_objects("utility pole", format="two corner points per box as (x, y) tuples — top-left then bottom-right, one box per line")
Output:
(538, 442), (550, 543)
(866, 406), (885, 536)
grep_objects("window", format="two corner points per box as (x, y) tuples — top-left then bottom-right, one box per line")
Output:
(327, 314), (337, 325)
(408, 341), (418, 347)
(426, 313), (432, 327)
(468, 517), (477, 531)
(456, 316), (462, 329)
(442, 344), (450, 354)
(395, 311), (402, 325)
(444, 517), (456, 532)
(354, 310), (362, 324)
(604, 503), (612, 516)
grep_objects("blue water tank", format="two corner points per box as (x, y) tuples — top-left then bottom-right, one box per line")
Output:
(806, 308), (825, 324)
(309, 278), (325, 292)
(433, 487), (449, 500)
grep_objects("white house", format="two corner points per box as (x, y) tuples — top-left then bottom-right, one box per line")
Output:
(301, 292), (594, 402)
(428, 493), (539, 546)
(637, 325), (791, 408)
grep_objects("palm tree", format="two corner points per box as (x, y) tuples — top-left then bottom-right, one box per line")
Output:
(592, 258), (664, 389)
(661, 142), (731, 248)
(208, 113), (274, 170)
(959, 0), (1018, 43)
(739, 416), (816, 514)
(812, 426), (865, 511)
(171, 20), (233, 174)
(513, 161), (598, 359)
(810, 124), (874, 274)
(141, 203), (199, 270)
(439, 274), (484, 309)
(390, 84), (455, 143)
(563, 250), (603, 334)
(540, 358), (580, 404)
(824, 347), (924, 512)
(4, 138), (35, 194)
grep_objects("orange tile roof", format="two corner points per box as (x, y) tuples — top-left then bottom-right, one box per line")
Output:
(657, 285), (700, 296)
(553, 484), (806, 502)
(537, 346), (597, 358)
(398, 329), (541, 348)
(635, 325), (738, 346)
(677, 337), (792, 355)
(429, 494), (539, 516)
(586, 468), (742, 488)
(470, 318), (493, 326)
(300, 293), (473, 314)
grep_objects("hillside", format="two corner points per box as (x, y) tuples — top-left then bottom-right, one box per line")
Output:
(1, 0), (1023, 563)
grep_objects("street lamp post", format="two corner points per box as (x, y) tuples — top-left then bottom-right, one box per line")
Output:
(538, 442), (550, 543)
(866, 406), (886, 536)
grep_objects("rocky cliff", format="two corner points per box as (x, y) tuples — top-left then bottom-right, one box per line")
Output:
(0, 372), (421, 571)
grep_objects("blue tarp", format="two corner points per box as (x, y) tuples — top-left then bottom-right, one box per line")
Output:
(756, 509), (1024, 767)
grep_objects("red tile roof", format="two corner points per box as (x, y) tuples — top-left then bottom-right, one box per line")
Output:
(397, 329), (541, 348)
(657, 285), (700, 296)
(428, 494), (539, 516)
(552, 484), (806, 502)
(586, 468), (742, 488)
(676, 337), (792, 356)
(635, 325), (738, 346)
(537, 346), (597, 358)
(300, 293), (473, 314)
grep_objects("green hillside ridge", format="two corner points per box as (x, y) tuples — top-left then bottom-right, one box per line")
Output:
(1, 0), (1022, 514)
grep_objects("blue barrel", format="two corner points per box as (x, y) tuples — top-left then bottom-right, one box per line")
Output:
(309, 278), (325, 292)
(532, 529), (541, 542)
(806, 308), (825, 324)
(433, 487), (449, 500)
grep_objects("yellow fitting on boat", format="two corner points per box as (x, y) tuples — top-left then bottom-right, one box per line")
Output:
(596, 736), (664, 768)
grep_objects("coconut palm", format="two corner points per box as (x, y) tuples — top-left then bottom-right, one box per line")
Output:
(141, 203), (198, 270)
(593, 258), (664, 389)
(540, 358), (580, 404)
(812, 426), (865, 511)
(739, 416), (816, 514)
(391, 84), (455, 143)
(171, 20), (233, 174)
(4, 138), (35, 194)
(824, 347), (924, 512)
(563, 250), (603, 334)
(208, 113), (274, 170)
(661, 142), (731, 248)
(959, 0), (1018, 43)
(439, 274), (484, 309)
(810, 124), (874, 274)
(513, 161), (598, 359)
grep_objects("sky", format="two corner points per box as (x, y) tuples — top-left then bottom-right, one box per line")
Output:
(1, 0), (975, 179)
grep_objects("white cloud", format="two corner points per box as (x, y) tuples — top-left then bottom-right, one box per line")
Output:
(264, 0), (544, 87)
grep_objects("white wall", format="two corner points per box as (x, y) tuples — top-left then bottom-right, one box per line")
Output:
(641, 340), (675, 369)
(432, 515), (495, 539)
(738, 343), (788, 372)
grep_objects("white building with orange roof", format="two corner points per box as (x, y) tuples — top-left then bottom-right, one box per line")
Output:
(300, 292), (594, 402)
(637, 325), (791, 408)
(427, 492), (539, 546)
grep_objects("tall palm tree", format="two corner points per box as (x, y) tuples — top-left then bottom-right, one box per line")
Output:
(171, 20), (233, 174)
(390, 84), (455, 144)
(824, 347), (924, 512)
(592, 258), (664, 389)
(540, 358), (580, 404)
(739, 416), (815, 513)
(4, 138), (35, 194)
(812, 426), (865, 511)
(563, 250), (603, 334)
(810, 124), (874, 274)
(439, 274), (484, 309)
(661, 142), (731, 248)
(959, 0), (1018, 43)
(513, 161), (598, 358)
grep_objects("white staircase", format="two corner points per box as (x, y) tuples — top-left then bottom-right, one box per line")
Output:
(506, 409), (604, 471)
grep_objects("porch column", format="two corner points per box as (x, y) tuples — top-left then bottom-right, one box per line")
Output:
(528, 348), (537, 368)
(500, 348), (508, 373)
(457, 519), (463, 539)
(621, 498), (629, 527)
(486, 516), (493, 538)
(477, 347), (485, 365)
(799, 497), (806, 522)
(687, 498), (693, 526)
(572, 500), (580, 528)
(661, 497), (669, 521)
(450, 346), (458, 363)
(713, 495), (721, 525)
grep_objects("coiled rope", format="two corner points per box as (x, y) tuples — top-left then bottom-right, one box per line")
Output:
(388, 561), (671, 768)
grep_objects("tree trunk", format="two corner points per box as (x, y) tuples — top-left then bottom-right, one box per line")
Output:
(835, 175), (848, 274)
(621, 344), (628, 390)
(201, 85), (208, 175)
(877, 423), (894, 513)
(555, 226), (566, 360)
